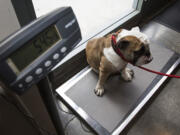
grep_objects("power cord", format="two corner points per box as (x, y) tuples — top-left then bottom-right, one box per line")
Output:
(64, 116), (93, 135)
(56, 100), (93, 134)
(64, 116), (76, 135)
(56, 101), (73, 115)
(79, 119), (92, 133)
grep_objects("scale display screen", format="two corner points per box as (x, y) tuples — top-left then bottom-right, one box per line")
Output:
(0, 7), (81, 94)
(7, 25), (61, 74)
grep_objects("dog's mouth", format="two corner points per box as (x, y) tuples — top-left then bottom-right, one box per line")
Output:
(134, 55), (153, 66)
(145, 56), (153, 64)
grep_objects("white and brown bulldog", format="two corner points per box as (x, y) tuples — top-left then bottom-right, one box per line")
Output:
(85, 27), (153, 96)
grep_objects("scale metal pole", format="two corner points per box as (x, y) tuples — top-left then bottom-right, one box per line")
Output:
(37, 76), (65, 135)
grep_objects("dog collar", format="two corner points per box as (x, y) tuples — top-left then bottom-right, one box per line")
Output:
(111, 35), (133, 65)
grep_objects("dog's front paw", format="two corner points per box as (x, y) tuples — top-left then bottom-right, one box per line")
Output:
(121, 68), (134, 81)
(127, 68), (134, 77)
(94, 87), (104, 96)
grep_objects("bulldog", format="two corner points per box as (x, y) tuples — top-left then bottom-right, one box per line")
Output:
(85, 27), (153, 96)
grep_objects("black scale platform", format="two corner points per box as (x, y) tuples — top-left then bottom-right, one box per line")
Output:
(56, 22), (180, 135)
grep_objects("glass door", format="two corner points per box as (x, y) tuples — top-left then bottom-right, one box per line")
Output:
(32, 0), (142, 45)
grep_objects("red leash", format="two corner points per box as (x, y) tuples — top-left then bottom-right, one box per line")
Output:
(111, 35), (180, 78)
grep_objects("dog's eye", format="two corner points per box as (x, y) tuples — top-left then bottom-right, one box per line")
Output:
(134, 46), (145, 55)
(140, 46), (145, 52)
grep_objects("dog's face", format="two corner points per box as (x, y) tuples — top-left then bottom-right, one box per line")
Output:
(116, 27), (153, 66)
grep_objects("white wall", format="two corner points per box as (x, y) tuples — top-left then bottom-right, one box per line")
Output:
(0, 0), (20, 41)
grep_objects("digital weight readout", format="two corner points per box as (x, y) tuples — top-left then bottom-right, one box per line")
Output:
(7, 25), (61, 74)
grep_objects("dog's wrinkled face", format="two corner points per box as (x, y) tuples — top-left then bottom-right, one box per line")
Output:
(116, 27), (153, 66)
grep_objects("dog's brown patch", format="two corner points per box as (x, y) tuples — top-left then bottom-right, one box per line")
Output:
(120, 36), (143, 52)
(86, 37), (112, 71)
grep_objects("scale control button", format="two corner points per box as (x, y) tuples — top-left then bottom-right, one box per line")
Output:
(25, 76), (33, 83)
(53, 53), (59, 60)
(18, 84), (23, 88)
(35, 68), (43, 75)
(45, 61), (51, 67)
(61, 47), (67, 53)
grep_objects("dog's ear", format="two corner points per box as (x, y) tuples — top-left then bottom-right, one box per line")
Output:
(117, 39), (130, 50)
(131, 26), (140, 32)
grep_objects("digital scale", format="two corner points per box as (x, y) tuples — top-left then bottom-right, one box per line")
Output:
(0, 7), (81, 94)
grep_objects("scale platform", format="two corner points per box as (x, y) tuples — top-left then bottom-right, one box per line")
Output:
(56, 22), (180, 135)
